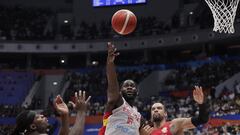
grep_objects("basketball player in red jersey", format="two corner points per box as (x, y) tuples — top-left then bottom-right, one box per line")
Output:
(142, 86), (209, 135)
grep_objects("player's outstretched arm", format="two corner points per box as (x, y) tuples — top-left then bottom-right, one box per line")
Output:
(68, 90), (91, 135)
(106, 42), (123, 110)
(171, 86), (209, 132)
(54, 95), (70, 135)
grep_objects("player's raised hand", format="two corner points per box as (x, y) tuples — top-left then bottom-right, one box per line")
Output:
(69, 90), (91, 112)
(107, 42), (120, 63)
(54, 95), (69, 116)
(140, 124), (153, 135)
(193, 86), (204, 104)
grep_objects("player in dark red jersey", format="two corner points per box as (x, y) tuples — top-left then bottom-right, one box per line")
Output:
(141, 86), (209, 135)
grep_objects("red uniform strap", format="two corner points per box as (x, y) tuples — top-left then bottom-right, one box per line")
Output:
(98, 112), (112, 135)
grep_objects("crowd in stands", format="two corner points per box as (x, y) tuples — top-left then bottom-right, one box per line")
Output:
(0, 125), (14, 135)
(0, 57), (240, 134)
(62, 58), (240, 118)
(165, 59), (240, 91)
(0, 105), (22, 117)
(1, 1), (240, 134)
(0, 6), (54, 41)
(3, 1), (240, 41)
(0, 5), (175, 41)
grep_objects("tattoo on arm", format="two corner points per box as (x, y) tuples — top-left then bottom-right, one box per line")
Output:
(170, 124), (177, 134)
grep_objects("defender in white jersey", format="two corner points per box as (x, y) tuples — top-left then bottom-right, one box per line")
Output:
(104, 42), (145, 135)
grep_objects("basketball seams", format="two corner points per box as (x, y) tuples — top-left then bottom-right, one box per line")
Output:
(119, 10), (131, 35)
(111, 10), (127, 33)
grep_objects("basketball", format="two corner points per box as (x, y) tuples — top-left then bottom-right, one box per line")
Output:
(111, 9), (137, 35)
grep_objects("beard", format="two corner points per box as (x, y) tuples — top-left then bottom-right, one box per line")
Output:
(122, 91), (137, 102)
(152, 113), (164, 122)
(122, 92), (137, 101)
(36, 122), (51, 134)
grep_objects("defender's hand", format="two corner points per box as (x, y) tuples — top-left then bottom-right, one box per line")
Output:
(54, 95), (69, 116)
(193, 86), (204, 104)
(69, 90), (91, 112)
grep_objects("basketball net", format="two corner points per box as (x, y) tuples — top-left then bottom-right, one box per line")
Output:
(205, 0), (240, 34)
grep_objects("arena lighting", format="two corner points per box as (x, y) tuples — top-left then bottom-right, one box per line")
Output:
(53, 82), (58, 85)
(92, 61), (99, 66)
(64, 20), (69, 23)
(61, 59), (65, 64)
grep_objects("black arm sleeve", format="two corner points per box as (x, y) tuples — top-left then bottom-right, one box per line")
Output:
(191, 102), (210, 127)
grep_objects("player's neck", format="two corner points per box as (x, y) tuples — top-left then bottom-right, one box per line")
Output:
(153, 119), (166, 128)
(124, 97), (135, 107)
(126, 99), (135, 107)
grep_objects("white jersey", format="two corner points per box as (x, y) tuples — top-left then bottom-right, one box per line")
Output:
(105, 98), (141, 135)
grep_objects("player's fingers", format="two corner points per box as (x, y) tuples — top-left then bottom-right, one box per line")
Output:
(199, 86), (203, 93)
(145, 125), (151, 130)
(57, 95), (63, 103)
(85, 96), (91, 103)
(198, 86), (202, 92)
(143, 125), (150, 130)
(83, 91), (86, 101)
(195, 86), (201, 95)
(193, 89), (197, 95)
(197, 87), (202, 95)
(107, 42), (114, 52)
(68, 101), (76, 108)
(107, 42), (112, 48)
(59, 95), (63, 101)
(108, 47), (116, 55)
(196, 86), (200, 91)
(115, 52), (120, 56)
(75, 91), (79, 101)
(114, 47), (117, 52)
(143, 125), (148, 130)
(194, 85), (198, 91)
(79, 90), (82, 100)
(149, 127), (154, 132)
(194, 87), (199, 94)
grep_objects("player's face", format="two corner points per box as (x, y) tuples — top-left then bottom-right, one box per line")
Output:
(31, 114), (49, 133)
(121, 80), (138, 100)
(151, 103), (167, 122)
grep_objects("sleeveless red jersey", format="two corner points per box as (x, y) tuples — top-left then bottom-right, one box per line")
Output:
(151, 122), (173, 135)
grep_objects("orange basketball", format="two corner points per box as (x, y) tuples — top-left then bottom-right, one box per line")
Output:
(111, 9), (137, 35)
